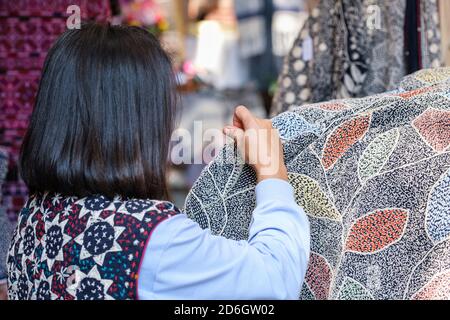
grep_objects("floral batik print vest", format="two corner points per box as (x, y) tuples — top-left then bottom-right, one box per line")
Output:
(7, 193), (180, 300)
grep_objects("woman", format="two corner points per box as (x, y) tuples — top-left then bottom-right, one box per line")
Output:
(6, 23), (310, 300)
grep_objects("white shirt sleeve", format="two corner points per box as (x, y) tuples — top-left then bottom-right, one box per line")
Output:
(137, 179), (310, 300)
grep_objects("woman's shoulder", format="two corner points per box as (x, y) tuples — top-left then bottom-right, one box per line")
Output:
(118, 198), (184, 217)
(113, 197), (183, 216)
(27, 193), (184, 218)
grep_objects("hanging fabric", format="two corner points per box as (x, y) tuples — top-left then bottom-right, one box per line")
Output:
(271, 0), (306, 58)
(440, 0), (450, 66)
(0, 148), (12, 285)
(234, 0), (268, 58)
(233, 0), (278, 115)
(271, 0), (442, 116)
(405, 0), (421, 74)
(233, 0), (308, 115)
(419, 0), (442, 68)
(194, 20), (250, 90)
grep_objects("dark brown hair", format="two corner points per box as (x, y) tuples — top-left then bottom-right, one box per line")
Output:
(20, 23), (177, 200)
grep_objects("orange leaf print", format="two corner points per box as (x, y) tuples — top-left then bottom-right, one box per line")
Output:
(317, 102), (349, 111)
(398, 87), (433, 99)
(413, 108), (450, 153)
(345, 209), (408, 254)
(322, 114), (371, 170)
(412, 270), (450, 300)
(304, 252), (333, 300)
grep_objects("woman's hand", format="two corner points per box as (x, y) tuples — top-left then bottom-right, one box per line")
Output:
(223, 106), (288, 183)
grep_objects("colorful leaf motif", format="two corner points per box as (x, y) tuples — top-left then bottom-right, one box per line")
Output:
(289, 173), (341, 221)
(425, 168), (450, 243)
(415, 68), (450, 85)
(337, 277), (373, 300)
(304, 252), (333, 300)
(411, 270), (450, 300)
(412, 108), (450, 153)
(397, 87), (433, 99)
(345, 209), (408, 254)
(322, 114), (371, 170)
(272, 112), (319, 140)
(317, 102), (349, 111)
(358, 129), (399, 182)
(300, 102), (349, 112)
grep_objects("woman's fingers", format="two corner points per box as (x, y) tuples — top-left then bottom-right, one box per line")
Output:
(223, 126), (244, 142)
(225, 106), (287, 182)
(233, 106), (257, 130)
(223, 125), (245, 155)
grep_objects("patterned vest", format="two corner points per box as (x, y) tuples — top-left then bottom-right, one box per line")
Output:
(7, 193), (180, 300)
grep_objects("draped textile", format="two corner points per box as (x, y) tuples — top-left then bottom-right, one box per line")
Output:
(185, 68), (450, 300)
(0, 148), (11, 282)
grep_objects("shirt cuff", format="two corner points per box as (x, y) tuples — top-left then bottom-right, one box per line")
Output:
(255, 178), (296, 205)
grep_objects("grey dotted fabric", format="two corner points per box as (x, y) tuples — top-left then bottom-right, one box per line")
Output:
(271, 0), (442, 116)
(0, 148), (12, 282)
(185, 68), (450, 300)
(0, 148), (7, 189)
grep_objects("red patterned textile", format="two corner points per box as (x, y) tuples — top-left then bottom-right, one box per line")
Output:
(0, 0), (111, 221)
(7, 194), (180, 300)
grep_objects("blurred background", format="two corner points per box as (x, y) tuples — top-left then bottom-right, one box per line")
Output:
(0, 0), (449, 219)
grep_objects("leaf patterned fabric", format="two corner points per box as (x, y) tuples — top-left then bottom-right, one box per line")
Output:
(185, 68), (450, 300)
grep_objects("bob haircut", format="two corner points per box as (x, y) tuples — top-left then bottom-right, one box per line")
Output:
(20, 23), (177, 200)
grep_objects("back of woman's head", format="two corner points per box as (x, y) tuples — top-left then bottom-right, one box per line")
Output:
(20, 22), (177, 200)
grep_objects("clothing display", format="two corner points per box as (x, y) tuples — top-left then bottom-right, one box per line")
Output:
(234, 0), (276, 93)
(233, 0), (307, 93)
(440, 0), (450, 66)
(271, 0), (307, 58)
(0, 149), (7, 195)
(271, 0), (443, 116)
(405, 0), (421, 74)
(0, 0), (111, 221)
(0, 208), (11, 283)
(0, 148), (12, 283)
(194, 20), (250, 90)
(185, 67), (450, 299)
(7, 193), (180, 300)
